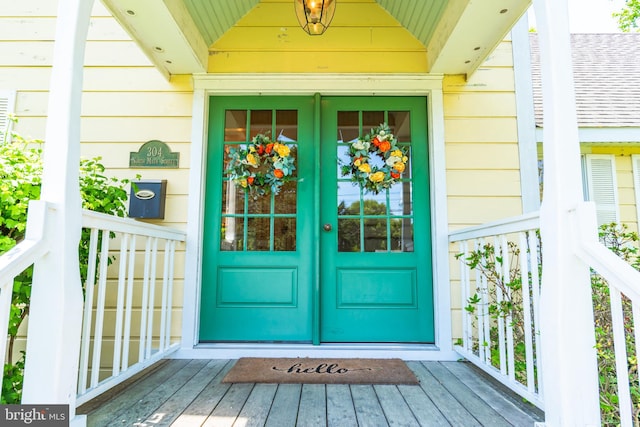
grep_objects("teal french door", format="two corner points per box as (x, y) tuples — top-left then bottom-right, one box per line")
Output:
(199, 96), (433, 343)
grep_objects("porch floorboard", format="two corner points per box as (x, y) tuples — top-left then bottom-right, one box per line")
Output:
(77, 359), (544, 426)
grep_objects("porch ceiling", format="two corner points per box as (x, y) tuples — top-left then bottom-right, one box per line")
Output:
(100, 0), (531, 79)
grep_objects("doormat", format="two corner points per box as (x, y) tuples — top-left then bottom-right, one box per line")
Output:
(222, 357), (419, 385)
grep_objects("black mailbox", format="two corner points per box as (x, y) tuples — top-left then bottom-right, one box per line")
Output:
(129, 180), (167, 219)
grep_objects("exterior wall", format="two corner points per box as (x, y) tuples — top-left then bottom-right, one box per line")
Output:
(1, 1), (192, 368)
(443, 39), (523, 339)
(2, 0), (526, 359)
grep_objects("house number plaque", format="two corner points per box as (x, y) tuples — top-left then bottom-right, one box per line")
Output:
(129, 140), (179, 168)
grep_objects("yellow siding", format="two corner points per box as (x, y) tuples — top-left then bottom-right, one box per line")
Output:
(443, 40), (522, 341)
(208, 1), (428, 73)
(2, 1), (192, 366)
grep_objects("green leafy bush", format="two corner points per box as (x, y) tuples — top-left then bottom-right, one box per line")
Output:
(1, 119), (134, 403)
(457, 224), (640, 425)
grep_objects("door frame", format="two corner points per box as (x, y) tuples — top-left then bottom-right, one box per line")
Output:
(178, 73), (456, 360)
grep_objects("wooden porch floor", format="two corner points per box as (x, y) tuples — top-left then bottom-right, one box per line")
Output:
(78, 359), (544, 426)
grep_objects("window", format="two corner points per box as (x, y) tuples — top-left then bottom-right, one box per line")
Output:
(583, 154), (619, 226)
(632, 155), (640, 229)
(0, 90), (16, 141)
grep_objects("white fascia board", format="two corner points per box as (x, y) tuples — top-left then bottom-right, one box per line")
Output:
(102, 0), (208, 79)
(536, 127), (640, 144)
(192, 73), (445, 95)
(428, 0), (531, 77)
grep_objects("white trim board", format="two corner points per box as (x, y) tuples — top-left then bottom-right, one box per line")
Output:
(536, 127), (640, 143)
(181, 73), (451, 359)
(172, 344), (459, 361)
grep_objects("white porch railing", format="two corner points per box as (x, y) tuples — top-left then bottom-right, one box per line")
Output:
(0, 201), (185, 408)
(449, 212), (543, 409)
(76, 210), (185, 406)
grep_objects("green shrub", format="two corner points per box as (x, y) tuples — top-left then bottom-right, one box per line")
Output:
(0, 118), (135, 403)
(457, 224), (640, 425)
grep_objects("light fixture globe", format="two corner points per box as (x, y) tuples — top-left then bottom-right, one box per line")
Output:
(294, 0), (336, 35)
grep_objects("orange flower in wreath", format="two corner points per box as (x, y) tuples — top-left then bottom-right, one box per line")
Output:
(247, 176), (255, 185)
(378, 140), (391, 152)
(372, 136), (381, 147)
(265, 143), (274, 154)
(274, 169), (284, 179)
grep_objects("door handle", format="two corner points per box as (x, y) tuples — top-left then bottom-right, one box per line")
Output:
(323, 223), (332, 232)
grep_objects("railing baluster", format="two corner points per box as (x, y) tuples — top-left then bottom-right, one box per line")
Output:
(474, 239), (485, 362)
(0, 280), (14, 384)
(610, 288), (633, 426)
(527, 230), (543, 397)
(159, 241), (169, 351)
(138, 237), (152, 363)
(495, 236), (507, 376)
(145, 238), (159, 359)
(459, 241), (471, 352)
(501, 235), (515, 382)
(165, 240), (176, 349)
(519, 232), (536, 393)
(633, 301), (640, 392)
(112, 233), (129, 377)
(121, 234), (136, 371)
(90, 230), (110, 388)
(78, 228), (99, 394)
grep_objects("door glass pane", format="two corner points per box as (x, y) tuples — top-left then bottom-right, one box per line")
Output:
(221, 181), (245, 215)
(363, 193), (387, 215)
(337, 182), (360, 214)
(392, 218), (414, 252)
(275, 181), (297, 214)
(247, 217), (270, 251)
(362, 111), (384, 132)
(250, 110), (272, 138)
(363, 218), (387, 252)
(274, 218), (296, 251)
(388, 111), (411, 141)
(225, 110), (246, 141)
(220, 217), (244, 251)
(389, 182), (413, 216)
(337, 111), (359, 143)
(336, 108), (415, 253)
(221, 108), (298, 252)
(276, 110), (298, 142)
(338, 218), (360, 252)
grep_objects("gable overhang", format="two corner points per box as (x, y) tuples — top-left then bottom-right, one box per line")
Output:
(100, 0), (531, 79)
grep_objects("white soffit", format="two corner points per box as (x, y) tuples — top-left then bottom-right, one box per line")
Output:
(428, 0), (531, 76)
(101, 0), (208, 78)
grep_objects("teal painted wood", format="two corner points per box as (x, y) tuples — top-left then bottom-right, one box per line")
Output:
(319, 96), (434, 343)
(199, 96), (316, 342)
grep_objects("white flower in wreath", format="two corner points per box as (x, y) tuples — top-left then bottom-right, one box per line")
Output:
(352, 139), (370, 151)
(386, 156), (401, 167)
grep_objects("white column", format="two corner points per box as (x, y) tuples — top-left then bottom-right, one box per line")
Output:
(533, 0), (601, 425)
(22, 0), (94, 423)
(511, 13), (541, 213)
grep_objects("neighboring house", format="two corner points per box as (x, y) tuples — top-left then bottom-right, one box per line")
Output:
(531, 33), (640, 230)
(2, 1), (632, 425)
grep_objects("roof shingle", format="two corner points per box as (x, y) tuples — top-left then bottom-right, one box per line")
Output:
(530, 33), (640, 128)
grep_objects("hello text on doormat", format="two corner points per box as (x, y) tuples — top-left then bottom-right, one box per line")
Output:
(222, 358), (419, 385)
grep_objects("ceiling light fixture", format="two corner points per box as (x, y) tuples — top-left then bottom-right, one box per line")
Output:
(294, 0), (336, 35)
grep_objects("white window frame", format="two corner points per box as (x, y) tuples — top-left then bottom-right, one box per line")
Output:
(0, 90), (17, 142)
(583, 153), (620, 226)
(632, 155), (640, 229)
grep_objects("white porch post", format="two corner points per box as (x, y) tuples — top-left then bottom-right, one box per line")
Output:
(21, 0), (94, 423)
(533, 0), (601, 425)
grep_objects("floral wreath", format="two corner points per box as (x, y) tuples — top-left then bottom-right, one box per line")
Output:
(225, 133), (296, 196)
(340, 123), (408, 194)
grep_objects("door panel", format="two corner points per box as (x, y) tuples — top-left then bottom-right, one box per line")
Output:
(320, 97), (434, 343)
(200, 95), (434, 344)
(199, 96), (315, 342)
